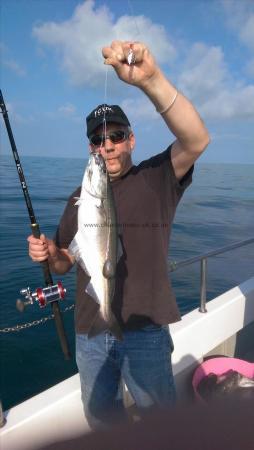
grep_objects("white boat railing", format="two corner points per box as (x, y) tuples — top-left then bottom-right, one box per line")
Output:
(169, 237), (254, 313)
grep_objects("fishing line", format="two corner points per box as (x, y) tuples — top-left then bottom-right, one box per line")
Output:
(102, 64), (109, 161)
(127, 0), (141, 40)
(101, 0), (141, 151)
(101, 63), (111, 258)
(103, 64), (109, 227)
(102, 63), (109, 152)
(101, 0), (142, 258)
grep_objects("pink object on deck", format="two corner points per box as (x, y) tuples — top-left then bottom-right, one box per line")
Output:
(192, 357), (254, 403)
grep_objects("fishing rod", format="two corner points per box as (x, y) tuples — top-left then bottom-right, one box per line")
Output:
(0, 90), (71, 360)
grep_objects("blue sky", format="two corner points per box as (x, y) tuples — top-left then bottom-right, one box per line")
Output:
(1, 0), (254, 163)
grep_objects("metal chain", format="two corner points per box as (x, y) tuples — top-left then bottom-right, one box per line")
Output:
(0, 304), (75, 333)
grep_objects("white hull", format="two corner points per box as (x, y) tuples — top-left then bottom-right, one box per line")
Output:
(1, 277), (254, 450)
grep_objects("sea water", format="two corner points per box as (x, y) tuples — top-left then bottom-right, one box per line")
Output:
(0, 154), (253, 410)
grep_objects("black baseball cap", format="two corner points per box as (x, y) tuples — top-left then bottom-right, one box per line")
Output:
(86, 104), (131, 138)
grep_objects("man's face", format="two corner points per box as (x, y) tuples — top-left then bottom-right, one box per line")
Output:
(89, 122), (135, 179)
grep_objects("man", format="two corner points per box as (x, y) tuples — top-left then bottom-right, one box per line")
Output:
(28, 41), (210, 429)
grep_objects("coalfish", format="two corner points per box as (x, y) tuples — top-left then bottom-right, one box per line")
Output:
(69, 152), (122, 340)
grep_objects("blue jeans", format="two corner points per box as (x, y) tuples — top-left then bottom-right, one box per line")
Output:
(76, 324), (176, 429)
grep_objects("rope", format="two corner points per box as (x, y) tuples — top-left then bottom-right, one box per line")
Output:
(0, 304), (75, 333)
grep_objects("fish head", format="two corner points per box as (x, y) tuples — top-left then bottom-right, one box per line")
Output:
(83, 152), (108, 198)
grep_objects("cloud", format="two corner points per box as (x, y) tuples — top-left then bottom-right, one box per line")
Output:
(58, 103), (76, 116)
(46, 104), (82, 123)
(222, 0), (254, 30)
(240, 15), (254, 53)
(3, 102), (34, 124)
(121, 96), (158, 125)
(198, 85), (254, 120)
(32, 0), (176, 87)
(178, 44), (228, 102)
(246, 60), (254, 78)
(222, 0), (254, 76)
(57, 103), (83, 122)
(0, 42), (26, 77)
(3, 59), (26, 77)
(31, 0), (254, 122)
(0, 42), (7, 53)
(175, 1), (253, 119)
(177, 42), (254, 120)
(103, 37), (254, 122)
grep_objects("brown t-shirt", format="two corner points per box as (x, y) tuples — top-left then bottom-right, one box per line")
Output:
(55, 146), (193, 333)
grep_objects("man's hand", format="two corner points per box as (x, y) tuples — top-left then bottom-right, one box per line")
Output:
(102, 41), (160, 89)
(27, 234), (74, 274)
(28, 234), (57, 262)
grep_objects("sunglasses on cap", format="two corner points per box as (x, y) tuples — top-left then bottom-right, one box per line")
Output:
(89, 130), (130, 147)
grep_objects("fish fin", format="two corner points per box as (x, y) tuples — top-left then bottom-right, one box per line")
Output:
(68, 234), (79, 258)
(68, 233), (90, 276)
(85, 281), (100, 305)
(87, 313), (107, 338)
(73, 196), (87, 206)
(109, 316), (123, 341)
(73, 197), (81, 206)
(94, 198), (103, 208)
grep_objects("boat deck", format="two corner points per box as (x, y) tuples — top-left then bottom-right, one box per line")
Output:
(1, 277), (254, 450)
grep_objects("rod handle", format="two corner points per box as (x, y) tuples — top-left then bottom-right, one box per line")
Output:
(31, 223), (54, 286)
(30, 223), (71, 360)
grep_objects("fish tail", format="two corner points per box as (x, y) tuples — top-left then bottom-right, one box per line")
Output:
(87, 311), (123, 341)
(109, 318), (123, 341)
(68, 232), (91, 277)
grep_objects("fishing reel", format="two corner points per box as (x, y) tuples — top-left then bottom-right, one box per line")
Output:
(16, 281), (66, 312)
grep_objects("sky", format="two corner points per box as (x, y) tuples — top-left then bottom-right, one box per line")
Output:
(0, 0), (254, 163)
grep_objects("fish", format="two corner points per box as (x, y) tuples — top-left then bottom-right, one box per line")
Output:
(197, 369), (254, 401)
(68, 152), (122, 340)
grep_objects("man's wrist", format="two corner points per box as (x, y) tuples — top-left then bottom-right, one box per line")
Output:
(139, 67), (163, 94)
(140, 69), (178, 114)
(48, 247), (60, 265)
